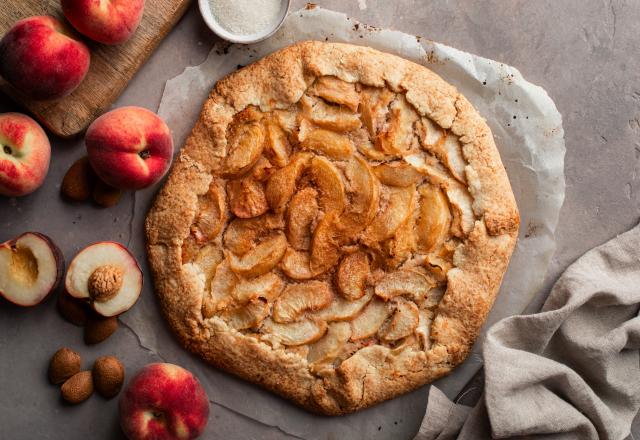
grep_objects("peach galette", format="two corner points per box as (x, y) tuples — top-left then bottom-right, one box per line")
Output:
(145, 41), (519, 415)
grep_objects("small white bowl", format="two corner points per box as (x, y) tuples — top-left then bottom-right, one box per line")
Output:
(198, 0), (291, 44)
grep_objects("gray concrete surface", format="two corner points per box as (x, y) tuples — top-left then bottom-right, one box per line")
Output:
(1, 0), (639, 438)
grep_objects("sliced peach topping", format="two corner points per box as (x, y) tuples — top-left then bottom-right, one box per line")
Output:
(417, 183), (452, 253)
(336, 251), (370, 300)
(231, 272), (284, 304)
(221, 298), (270, 330)
(310, 211), (342, 275)
(229, 232), (287, 278)
(261, 318), (328, 346)
(264, 122), (291, 167)
(378, 299), (419, 342)
(350, 299), (391, 341)
(311, 289), (373, 322)
(307, 321), (352, 366)
(226, 177), (268, 219)
(286, 187), (319, 251)
(301, 128), (354, 160)
(310, 76), (360, 112)
(362, 185), (415, 244)
(265, 153), (312, 213)
(373, 162), (424, 187)
(202, 260), (237, 318)
(273, 280), (333, 323)
(300, 95), (361, 132)
(280, 248), (319, 280)
(223, 122), (265, 177)
(374, 269), (434, 302)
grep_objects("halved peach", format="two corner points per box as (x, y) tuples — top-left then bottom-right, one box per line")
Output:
(0, 233), (64, 307)
(65, 242), (142, 317)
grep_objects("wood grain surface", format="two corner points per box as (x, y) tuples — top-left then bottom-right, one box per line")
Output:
(0, 0), (191, 138)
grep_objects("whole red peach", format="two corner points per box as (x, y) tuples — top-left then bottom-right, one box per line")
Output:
(0, 16), (90, 100)
(119, 363), (210, 440)
(0, 113), (51, 197)
(62, 0), (145, 45)
(86, 107), (173, 190)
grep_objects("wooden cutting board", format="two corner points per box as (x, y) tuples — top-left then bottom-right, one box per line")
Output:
(0, 0), (191, 138)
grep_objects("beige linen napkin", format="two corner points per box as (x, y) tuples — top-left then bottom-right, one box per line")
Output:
(416, 223), (640, 440)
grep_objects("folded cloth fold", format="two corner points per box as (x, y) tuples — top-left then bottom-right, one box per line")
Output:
(416, 222), (640, 440)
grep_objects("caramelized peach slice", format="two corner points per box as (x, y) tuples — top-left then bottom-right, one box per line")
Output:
(311, 289), (373, 322)
(232, 272), (284, 304)
(374, 270), (434, 301)
(362, 185), (415, 244)
(310, 212), (342, 275)
(415, 309), (434, 350)
(378, 299), (419, 342)
(446, 184), (475, 237)
(202, 260), (237, 318)
(310, 76), (360, 112)
(351, 128), (388, 161)
(280, 248), (319, 280)
(191, 181), (226, 244)
(376, 95), (419, 156)
(190, 243), (223, 287)
(229, 233), (287, 278)
(223, 214), (284, 256)
(336, 252), (370, 300)
(373, 162), (423, 187)
(301, 129), (354, 160)
(300, 95), (361, 132)
(338, 157), (380, 237)
(264, 122), (291, 167)
(221, 298), (269, 330)
(307, 321), (352, 366)
(309, 156), (346, 214)
(382, 207), (418, 269)
(360, 86), (395, 138)
(273, 280), (333, 323)
(226, 177), (268, 219)
(261, 318), (328, 346)
(417, 183), (452, 253)
(416, 117), (446, 150)
(350, 299), (391, 341)
(223, 122), (265, 177)
(286, 187), (319, 251)
(265, 153), (312, 212)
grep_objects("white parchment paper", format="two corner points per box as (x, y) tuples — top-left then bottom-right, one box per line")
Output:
(125, 6), (565, 439)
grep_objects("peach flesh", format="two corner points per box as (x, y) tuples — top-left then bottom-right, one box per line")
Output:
(86, 107), (173, 191)
(0, 113), (51, 197)
(0, 16), (90, 100)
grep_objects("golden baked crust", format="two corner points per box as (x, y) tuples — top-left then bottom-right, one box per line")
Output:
(145, 41), (519, 415)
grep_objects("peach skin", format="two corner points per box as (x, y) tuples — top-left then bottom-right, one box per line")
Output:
(0, 113), (51, 197)
(62, 0), (145, 45)
(0, 16), (90, 100)
(86, 107), (173, 191)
